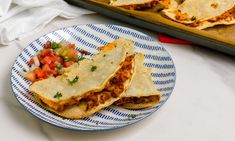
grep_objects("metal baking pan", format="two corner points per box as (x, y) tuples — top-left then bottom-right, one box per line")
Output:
(66, 0), (235, 56)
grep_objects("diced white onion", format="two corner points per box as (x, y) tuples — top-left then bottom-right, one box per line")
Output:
(33, 56), (40, 67)
(20, 70), (27, 77)
(59, 41), (69, 47)
(30, 64), (38, 71)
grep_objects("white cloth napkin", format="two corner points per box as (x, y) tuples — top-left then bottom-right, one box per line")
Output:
(0, 0), (93, 45)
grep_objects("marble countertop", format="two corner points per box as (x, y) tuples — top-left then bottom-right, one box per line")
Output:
(1, 13), (235, 141)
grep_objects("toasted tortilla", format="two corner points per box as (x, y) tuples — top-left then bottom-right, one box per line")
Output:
(110, 0), (170, 10)
(98, 38), (135, 55)
(163, 0), (235, 24)
(115, 54), (161, 109)
(188, 6), (235, 29)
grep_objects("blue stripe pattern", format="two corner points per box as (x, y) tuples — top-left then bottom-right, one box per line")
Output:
(10, 24), (176, 131)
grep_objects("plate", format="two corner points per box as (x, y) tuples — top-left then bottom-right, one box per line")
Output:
(11, 24), (176, 131)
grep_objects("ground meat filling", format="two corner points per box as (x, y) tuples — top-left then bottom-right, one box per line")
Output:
(165, 6), (235, 28)
(120, 0), (162, 10)
(114, 95), (160, 106)
(40, 55), (135, 112)
(84, 55), (135, 110)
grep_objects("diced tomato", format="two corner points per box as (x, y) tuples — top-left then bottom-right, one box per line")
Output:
(29, 55), (41, 66)
(67, 49), (78, 60)
(25, 71), (36, 82)
(51, 68), (58, 76)
(54, 56), (63, 64)
(27, 41), (79, 82)
(29, 58), (34, 66)
(44, 41), (51, 49)
(42, 64), (58, 76)
(63, 61), (74, 68)
(66, 44), (76, 49)
(34, 68), (47, 79)
(41, 56), (55, 65)
(42, 64), (52, 74)
(40, 49), (54, 57)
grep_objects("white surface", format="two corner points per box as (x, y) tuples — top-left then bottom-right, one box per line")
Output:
(0, 13), (235, 141)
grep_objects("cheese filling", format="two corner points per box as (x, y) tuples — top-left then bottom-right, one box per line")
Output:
(114, 95), (160, 106)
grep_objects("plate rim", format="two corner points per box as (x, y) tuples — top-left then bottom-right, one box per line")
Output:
(10, 24), (177, 131)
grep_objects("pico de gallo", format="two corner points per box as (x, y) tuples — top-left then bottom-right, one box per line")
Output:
(25, 41), (87, 82)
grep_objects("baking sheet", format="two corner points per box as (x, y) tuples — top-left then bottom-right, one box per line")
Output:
(66, 0), (235, 56)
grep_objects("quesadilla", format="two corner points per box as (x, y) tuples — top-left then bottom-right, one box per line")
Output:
(30, 40), (136, 119)
(99, 38), (161, 109)
(109, 0), (171, 10)
(163, 0), (235, 29)
(114, 54), (160, 109)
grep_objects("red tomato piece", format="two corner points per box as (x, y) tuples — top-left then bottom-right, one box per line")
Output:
(40, 49), (54, 57)
(42, 64), (52, 74)
(34, 68), (47, 79)
(54, 56), (63, 64)
(29, 55), (41, 66)
(44, 41), (51, 48)
(63, 61), (74, 68)
(29, 58), (34, 66)
(67, 48), (78, 60)
(66, 44), (76, 49)
(51, 68), (58, 76)
(41, 56), (55, 65)
(42, 64), (59, 76)
(25, 71), (36, 82)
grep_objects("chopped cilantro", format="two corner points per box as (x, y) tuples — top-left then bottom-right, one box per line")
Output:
(56, 65), (63, 70)
(51, 42), (59, 50)
(54, 92), (62, 99)
(77, 57), (85, 62)
(91, 65), (97, 72)
(191, 16), (196, 21)
(63, 57), (72, 62)
(67, 76), (79, 85)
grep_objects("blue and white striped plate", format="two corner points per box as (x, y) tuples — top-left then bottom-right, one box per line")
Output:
(11, 24), (176, 131)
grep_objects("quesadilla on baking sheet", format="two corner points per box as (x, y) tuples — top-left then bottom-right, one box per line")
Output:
(109, 0), (171, 10)
(162, 0), (235, 29)
(30, 41), (136, 119)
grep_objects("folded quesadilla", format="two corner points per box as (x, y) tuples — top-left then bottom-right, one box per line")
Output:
(30, 41), (136, 119)
(109, 0), (171, 10)
(163, 0), (235, 29)
(99, 38), (161, 109)
(114, 54), (161, 109)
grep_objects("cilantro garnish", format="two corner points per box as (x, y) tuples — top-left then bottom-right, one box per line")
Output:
(91, 65), (97, 72)
(54, 92), (62, 99)
(63, 57), (72, 62)
(51, 42), (59, 50)
(67, 76), (79, 85)
(77, 57), (85, 62)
